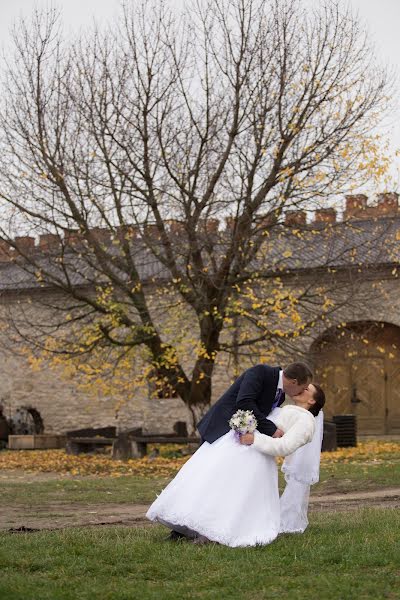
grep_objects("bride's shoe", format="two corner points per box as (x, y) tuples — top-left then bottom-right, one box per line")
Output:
(192, 534), (212, 545)
(166, 530), (187, 541)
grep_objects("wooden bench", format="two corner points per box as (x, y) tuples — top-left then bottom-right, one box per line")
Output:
(65, 433), (200, 458)
(128, 435), (200, 458)
(65, 436), (116, 455)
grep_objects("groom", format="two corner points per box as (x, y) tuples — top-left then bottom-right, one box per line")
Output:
(197, 362), (313, 442)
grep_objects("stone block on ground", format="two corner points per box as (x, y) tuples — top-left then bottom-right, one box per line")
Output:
(8, 434), (67, 450)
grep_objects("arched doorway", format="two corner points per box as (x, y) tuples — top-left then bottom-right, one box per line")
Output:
(310, 321), (400, 434)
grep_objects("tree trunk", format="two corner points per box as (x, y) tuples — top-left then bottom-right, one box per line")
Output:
(187, 401), (211, 435)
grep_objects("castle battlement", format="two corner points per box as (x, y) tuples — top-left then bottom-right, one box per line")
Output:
(0, 192), (399, 264)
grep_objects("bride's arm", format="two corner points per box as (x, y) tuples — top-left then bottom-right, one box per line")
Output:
(251, 417), (315, 457)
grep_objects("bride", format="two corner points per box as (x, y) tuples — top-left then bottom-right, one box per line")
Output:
(146, 383), (325, 547)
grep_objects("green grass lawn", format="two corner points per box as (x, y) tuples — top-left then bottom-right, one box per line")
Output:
(0, 475), (170, 506)
(0, 460), (399, 507)
(1, 455), (398, 599)
(0, 509), (399, 600)
(316, 459), (400, 493)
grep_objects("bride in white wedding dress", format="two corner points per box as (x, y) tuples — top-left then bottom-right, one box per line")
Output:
(146, 384), (325, 548)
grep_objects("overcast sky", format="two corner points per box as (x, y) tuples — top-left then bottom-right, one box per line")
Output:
(1, 0), (399, 193)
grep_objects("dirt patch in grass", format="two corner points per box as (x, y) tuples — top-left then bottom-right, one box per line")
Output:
(1, 502), (150, 531)
(1, 487), (399, 532)
(310, 487), (400, 512)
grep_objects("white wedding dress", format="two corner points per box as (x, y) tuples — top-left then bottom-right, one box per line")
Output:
(146, 405), (321, 547)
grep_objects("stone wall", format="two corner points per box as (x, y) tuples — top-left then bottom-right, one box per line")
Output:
(0, 344), (193, 434)
(1, 193), (400, 435)
(1, 273), (400, 435)
(0, 295), (235, 434)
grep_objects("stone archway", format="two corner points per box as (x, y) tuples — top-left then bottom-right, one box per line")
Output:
(310, 321), (400, 434)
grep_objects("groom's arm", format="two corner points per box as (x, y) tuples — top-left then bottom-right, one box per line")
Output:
(235, 366), (277, 437)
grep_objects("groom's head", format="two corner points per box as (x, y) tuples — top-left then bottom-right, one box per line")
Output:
(282, 362), (313, 397)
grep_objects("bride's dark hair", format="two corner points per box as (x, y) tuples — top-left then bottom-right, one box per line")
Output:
(309, 383), (325, 417)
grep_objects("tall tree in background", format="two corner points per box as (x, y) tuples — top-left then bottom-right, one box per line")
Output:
(0, 0), (391, 423)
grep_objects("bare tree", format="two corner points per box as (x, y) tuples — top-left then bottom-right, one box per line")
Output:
(0, 0), (391, 424)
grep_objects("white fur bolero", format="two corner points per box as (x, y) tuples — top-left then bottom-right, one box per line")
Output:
(253, 405), (316, 457)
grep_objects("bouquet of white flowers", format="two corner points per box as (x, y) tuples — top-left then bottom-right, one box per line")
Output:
(229, 409), (258, 438)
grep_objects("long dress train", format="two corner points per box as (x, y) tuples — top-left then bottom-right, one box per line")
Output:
(146, 429), (280, 547)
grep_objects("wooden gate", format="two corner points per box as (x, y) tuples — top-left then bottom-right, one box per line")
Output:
(312, 322), (400, 434)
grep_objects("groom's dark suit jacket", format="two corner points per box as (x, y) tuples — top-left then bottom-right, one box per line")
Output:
(197, 364), (284, 443)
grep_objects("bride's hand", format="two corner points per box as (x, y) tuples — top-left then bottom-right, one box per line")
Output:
(239, 433), (254, 445)
(272, 428), (284, 438)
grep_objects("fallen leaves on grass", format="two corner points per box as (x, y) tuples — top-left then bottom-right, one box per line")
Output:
(320, 441), (400, 464)
(0, 449), (189, 477)
(0, 441), (398, 477)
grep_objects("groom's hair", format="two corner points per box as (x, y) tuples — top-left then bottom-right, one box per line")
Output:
(309, 383), (325, 416)
(283, 362), (313, 384)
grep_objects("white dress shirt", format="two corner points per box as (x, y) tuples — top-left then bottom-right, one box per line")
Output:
(277, 370), (283, 390)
